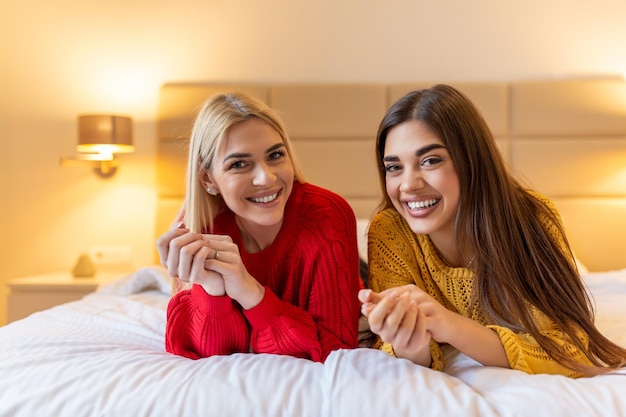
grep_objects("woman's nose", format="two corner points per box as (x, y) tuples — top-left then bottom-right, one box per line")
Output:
(399, 169), (424, 192)
(252, 163), (276, 186)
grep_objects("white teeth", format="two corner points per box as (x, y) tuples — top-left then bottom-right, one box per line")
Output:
(407, 199), (438, 210)
(250, 192), (278, 203)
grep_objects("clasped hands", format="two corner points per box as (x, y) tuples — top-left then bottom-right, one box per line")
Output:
(358, 284), (455, 365)
(156, 224), (265, 310)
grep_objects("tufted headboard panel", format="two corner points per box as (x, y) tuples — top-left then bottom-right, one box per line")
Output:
(156, 79), (626, 271)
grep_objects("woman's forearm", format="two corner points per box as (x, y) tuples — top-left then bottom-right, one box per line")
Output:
(446, 314), (510, 368)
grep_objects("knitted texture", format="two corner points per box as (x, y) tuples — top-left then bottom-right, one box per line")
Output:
(166, 285), (249, 359)
(367, 196), (590, 377)
(165, 182), (362, 362)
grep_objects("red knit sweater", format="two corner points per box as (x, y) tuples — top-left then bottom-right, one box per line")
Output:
(165, 182), (361, 362)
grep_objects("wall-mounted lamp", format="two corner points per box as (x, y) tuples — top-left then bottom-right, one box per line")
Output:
(61, 115), (134, 177)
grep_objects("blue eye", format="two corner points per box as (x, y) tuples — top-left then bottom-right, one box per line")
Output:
(268, 150), (285, 161)
(229, 160), (248, 170)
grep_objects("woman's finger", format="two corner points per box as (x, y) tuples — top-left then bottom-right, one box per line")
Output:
(201, 234), (233, 243)
(367, 291), (399, 334)
(178, 239), (210, 281)
(166, 233), (204, 278)
(156, 227), (188, 267)
(394, 300), (419, 348)
(189, 245), (212, 284)
(358, 288), (385, 304)
(202, 239), (240, 270)
(382, 293), (412, 337)
(203, 247), (223, 269)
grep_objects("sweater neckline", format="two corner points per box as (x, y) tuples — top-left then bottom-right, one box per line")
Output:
(416, 233), (472, 278)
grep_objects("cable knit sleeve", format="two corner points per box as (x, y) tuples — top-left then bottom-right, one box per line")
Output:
(165, 284), (249, 359)
(243, 192), (361, 362)
(244, 288), (323, 361)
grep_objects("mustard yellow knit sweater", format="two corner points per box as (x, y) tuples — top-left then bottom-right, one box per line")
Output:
(367, 203), (591, 378)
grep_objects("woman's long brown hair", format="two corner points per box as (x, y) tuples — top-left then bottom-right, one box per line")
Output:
(375, 84), (626, 376)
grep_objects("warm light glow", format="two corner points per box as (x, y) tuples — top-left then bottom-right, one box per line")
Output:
(75, 144), (135, 155)
(93, 65), (160, 115)
(65, 153), (114, 162)
(604, 167), (626, 192)
(592, 153), (626, 193)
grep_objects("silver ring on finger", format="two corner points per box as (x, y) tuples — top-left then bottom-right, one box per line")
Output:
(215, 250), (220, 260)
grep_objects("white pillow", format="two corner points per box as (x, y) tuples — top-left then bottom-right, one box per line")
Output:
(356, 219), (370, 262)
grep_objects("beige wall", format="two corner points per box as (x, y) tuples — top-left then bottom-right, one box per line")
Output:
(2, 0), (626, 324)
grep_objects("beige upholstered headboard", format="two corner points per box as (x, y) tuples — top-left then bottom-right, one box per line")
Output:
(156, 80), (626, 272)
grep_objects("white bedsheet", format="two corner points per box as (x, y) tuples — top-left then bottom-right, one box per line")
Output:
(0, 266), (625, 417)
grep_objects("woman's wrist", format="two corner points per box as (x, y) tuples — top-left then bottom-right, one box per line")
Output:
(237, 282), (265, 310)
(200, 280), (226, 296)
(395, 342), (432, 367)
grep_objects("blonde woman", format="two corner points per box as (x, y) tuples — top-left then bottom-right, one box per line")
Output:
(157, 92), (361, 362)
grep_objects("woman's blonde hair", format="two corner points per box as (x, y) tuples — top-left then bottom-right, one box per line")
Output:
(184, 92), (306, 234)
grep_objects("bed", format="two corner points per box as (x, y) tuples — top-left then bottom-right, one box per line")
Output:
(2, 80), (626, 416)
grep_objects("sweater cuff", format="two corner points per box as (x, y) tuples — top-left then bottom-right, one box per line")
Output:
(429, 339), (444, 371)
(487, 325), (531, 373)
(243, 287), (283, 328)
(190, 284), (236, 315)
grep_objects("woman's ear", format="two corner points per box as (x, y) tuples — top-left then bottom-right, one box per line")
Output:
(199, 169), (219, 196)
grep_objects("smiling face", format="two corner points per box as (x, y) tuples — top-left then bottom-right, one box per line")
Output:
(204, 118), (295, 233)
(383, 119), (461, 243)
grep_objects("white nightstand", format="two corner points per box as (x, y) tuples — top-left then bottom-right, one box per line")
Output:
(6, 272), (122, 323)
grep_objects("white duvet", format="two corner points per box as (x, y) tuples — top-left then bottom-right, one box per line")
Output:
(1, 266), (625, 417)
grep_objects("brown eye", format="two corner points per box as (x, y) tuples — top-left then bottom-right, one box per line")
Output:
(384, 164), (401, 173)
(422, 156), (443, 167)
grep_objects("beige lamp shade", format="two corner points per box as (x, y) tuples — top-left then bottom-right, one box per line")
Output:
(77, 115), (134, 155)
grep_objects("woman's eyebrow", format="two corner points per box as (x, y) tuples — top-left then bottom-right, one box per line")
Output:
(265, 143), (286, 154)
(223, 152), (251, 163)
(222, 143), (286, 163)
(383, 143), (447, 162)
(416, 143), (446, 156)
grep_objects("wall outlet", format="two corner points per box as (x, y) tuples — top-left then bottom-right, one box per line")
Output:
(89, 245), (133, 266)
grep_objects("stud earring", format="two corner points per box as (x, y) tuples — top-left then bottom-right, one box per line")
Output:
(207, 187), (218, 196)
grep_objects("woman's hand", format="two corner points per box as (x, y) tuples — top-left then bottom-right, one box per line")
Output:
(156, 222), (225, 296)
(171, 232), (227, 296)
(359, 286), (430, 365)
(360, 285), (510, 368)
(360, 284), (461, 365)
(201, 234), (265, 310)
(155, 210), (264, 306)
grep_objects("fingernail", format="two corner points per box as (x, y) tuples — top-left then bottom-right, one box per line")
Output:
(361, 303), (369, 316)
(176, 222), (186, 229)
